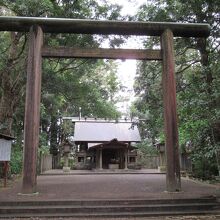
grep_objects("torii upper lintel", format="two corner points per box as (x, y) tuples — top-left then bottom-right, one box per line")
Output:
(0, 16), (210, 38)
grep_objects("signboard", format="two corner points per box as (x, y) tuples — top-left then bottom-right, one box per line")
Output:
(0, 139), (12, 161)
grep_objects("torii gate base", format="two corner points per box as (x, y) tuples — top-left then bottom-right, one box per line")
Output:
(0, 17), (210, 194)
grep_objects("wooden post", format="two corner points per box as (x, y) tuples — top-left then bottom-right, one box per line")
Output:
(3, 161), (9, 187)
(124, 147), (128, 170)
(96, 149), (99, 169)
(161, 29), (181, 192)
(99, 148), (103, 170)
(22, 25), (43, 194)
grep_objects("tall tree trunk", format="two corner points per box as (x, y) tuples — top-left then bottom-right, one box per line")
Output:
(50, 115), (59, 155)
(0, 32), (25, 136)
(0, 75), (14, 136)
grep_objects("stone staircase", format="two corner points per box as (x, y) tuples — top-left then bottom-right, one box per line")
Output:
(0, 196), (219, 218)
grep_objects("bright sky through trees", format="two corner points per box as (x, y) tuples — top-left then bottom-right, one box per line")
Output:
(107, 0), (147, 115)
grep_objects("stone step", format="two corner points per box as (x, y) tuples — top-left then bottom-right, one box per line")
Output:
(0, 209), (220, 219)
(0, 197), (219, 218)
(0, 196), (216, 206)
(0, 203), (218, 214)
(0, 202), (218, 211)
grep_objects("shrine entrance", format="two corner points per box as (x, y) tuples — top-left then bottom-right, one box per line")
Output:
(102, 149), (120, 169)
(0, 16), (210, 194)
(88, 139), (134, 170)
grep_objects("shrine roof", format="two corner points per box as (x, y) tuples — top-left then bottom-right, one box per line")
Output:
(0, 133), (15, 140)
(88, 139), (137, 150)
(73, 121), (141, 143)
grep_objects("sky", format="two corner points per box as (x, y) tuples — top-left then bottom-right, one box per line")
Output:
(106, 0), (147, 116)
(107, 0), (147, 16)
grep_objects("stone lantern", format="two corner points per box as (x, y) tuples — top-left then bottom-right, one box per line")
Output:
(156, 142), (166, 173)
(62, 140), (72, 172)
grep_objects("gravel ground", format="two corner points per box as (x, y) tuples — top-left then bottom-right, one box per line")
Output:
(1, 174), (219, 201)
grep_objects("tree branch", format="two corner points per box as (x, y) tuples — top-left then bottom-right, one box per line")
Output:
(176, 59), (201, 74)
(53, 60), (90, 74)
(176, 46), (196, 57)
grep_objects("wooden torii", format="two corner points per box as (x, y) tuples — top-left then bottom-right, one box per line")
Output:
(0, 17), (210, 194)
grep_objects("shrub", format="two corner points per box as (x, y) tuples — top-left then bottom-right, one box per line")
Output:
(10, 144), (23, 174)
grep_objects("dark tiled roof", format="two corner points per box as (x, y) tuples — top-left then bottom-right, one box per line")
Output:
(88, 139), (137, 150)
(0, 133), (15, 140)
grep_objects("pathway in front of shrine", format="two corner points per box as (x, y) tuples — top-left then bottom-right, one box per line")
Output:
(0, 173), (219, 201)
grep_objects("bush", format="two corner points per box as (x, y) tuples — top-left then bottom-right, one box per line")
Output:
(10, 144), (23, 174)
(72, 163), (92, 170)
(192, 156), (218, 180)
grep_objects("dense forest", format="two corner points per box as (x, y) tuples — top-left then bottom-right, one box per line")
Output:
(0, 0), (219, 179)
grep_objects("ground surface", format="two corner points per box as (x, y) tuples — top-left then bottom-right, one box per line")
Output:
(0, 172), (219, 201)
(0, 170), (220, 219)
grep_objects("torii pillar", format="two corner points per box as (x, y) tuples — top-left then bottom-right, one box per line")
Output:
(22, 25), (43, 194)
(161, 29), (181, 192)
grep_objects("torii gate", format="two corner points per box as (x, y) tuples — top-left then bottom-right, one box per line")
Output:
(0, 17), (210, 194)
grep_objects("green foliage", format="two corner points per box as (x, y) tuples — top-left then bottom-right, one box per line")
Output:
(132, 61), (163, 143)
(10, 144), (23, 174)
(136, 140), (158, 156)
(192, 156), (218, 180)
(135, 140), (159, 168)
(38, 144), (50, 156)
(68, 157), (76, 169)
(2, 0), (53, 16)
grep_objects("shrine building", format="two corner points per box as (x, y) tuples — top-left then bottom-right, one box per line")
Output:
(72, 118), (141, 170)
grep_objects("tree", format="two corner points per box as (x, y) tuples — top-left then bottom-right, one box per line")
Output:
(0, 31), (27, 136)
(132, 0), (220, 179)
